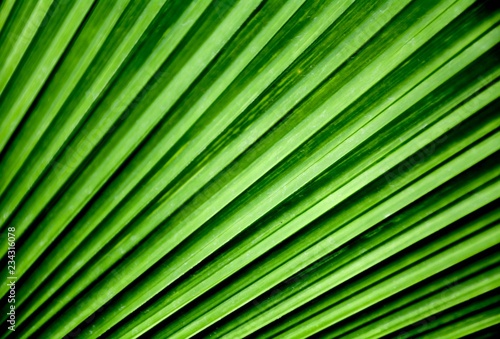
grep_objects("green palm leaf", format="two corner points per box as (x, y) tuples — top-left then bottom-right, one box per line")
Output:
(0, 0), (499, 338)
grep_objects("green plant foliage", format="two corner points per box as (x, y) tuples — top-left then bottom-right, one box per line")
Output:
(0, 0), (499, 338)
